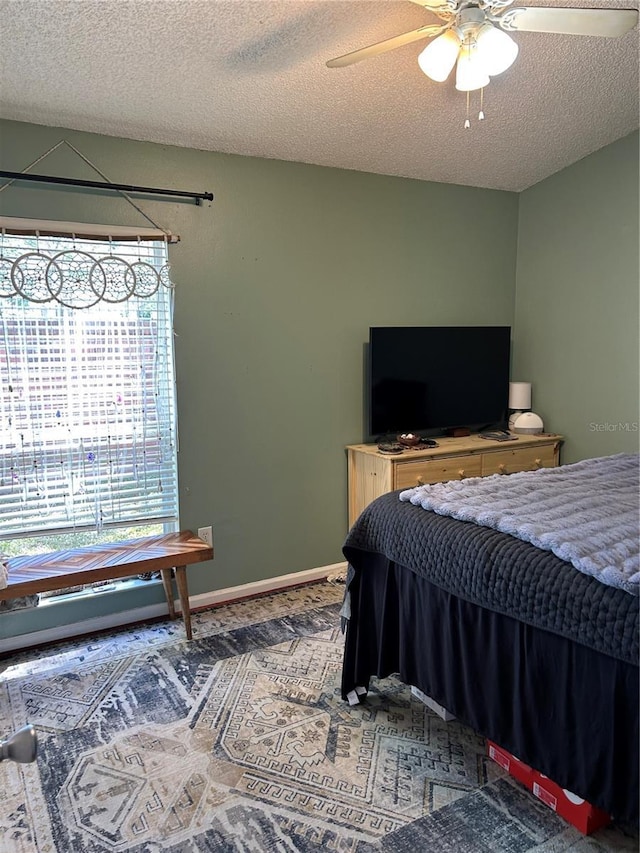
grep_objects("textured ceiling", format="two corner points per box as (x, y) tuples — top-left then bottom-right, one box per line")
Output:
(0, 0), (638, 191)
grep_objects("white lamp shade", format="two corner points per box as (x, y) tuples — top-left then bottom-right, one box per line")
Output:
(418, 30), (461, 82)
(509, 381), (532, 410)
(475, 23), (519, 76)
(455, 43), (490, 92)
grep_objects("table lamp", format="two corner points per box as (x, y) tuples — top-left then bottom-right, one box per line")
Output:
(508, 382), (532, 431)
(509, 381), (545, 434)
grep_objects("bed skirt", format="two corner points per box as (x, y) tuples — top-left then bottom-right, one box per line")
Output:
(341, 553), (639, 824)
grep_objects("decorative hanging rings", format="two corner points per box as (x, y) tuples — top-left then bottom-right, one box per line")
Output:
(94, 256), (136, 304)
(159, 264), (173, 290)
(128, 261), (160, 298)
(0, 248), (174, 307)
(0, 256), (19, 297)
(50, 250), (105, 309)
(11, 252), (63, 303)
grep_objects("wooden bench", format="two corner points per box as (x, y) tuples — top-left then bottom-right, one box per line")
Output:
(0, 531), (213, 641)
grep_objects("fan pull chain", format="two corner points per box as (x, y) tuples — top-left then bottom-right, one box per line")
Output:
(462, 90), (486, 129)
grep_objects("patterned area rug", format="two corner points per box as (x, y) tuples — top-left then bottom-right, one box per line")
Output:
(0, 582), (637, 852)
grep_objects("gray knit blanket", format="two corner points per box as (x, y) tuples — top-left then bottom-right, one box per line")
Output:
(399, 453), (640, 595)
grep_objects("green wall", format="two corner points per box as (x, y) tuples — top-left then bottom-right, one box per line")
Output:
(0, 119), (518, 639)
(513, 132), (639, 462)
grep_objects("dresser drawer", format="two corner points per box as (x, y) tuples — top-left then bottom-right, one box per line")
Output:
(346, 435), (563, 526)
(481, 444), (557, 477)
(394, 454), (482, 489)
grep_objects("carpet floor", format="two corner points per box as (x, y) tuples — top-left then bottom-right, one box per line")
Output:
(0, 581), (637, 852)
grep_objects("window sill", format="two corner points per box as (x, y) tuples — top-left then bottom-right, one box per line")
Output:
(39, 576), (161, 606)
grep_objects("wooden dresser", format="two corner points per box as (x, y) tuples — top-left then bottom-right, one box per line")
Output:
(346, 433), (563, 526)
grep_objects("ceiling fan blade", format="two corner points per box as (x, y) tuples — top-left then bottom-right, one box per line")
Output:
(406, 0), (453, 8)
(326, 24), (447, 68)
(501, 7), (638, 37)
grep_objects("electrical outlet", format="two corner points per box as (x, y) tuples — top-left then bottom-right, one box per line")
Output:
(198, 526), (213, 548)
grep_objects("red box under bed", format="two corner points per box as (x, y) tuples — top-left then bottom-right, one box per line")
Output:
(487, 741), (534, 788)
(486, 740), (611, 835)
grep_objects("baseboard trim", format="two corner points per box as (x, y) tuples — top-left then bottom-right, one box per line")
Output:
(189, 562), (346, 611)
(0, 561), (348, 655)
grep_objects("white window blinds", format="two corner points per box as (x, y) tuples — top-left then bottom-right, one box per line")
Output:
(0, 233), (178, 538)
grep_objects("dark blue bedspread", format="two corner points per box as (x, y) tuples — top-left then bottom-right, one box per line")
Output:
(343, 491), (639, 666)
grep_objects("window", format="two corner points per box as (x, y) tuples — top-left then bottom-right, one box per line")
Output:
(0, 232), (179, 564)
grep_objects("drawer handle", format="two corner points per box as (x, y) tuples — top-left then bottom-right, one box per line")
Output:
(458, 469), (466, 478)
(417, 476), (424, 485)
(535, 458), (542, 468)
(498, 463), (507, 474)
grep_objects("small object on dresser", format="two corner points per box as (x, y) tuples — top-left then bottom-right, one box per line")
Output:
(378, 442), (404, 454)
(397, 433), (421, 446)
(512, 412), (544, 435)
(479, 431), (518, 442)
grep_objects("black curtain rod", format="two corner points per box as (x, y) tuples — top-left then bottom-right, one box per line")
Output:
(0, 170), (213, 205)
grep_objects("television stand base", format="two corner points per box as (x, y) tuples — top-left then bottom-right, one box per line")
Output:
(446, 427), (471, 437)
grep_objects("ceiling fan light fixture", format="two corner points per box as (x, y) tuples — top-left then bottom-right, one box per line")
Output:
(475, 23), (519, 76)
(455, 41), (490, 92)
(417, 29), (461, 82)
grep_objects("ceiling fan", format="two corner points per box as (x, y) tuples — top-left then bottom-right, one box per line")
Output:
(327, 1), (638, 97)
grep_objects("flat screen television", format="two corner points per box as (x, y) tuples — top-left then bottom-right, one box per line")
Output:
(367, 326), (511, 439)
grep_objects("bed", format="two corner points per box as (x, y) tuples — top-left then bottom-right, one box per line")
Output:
(340, 453), (639, 823)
